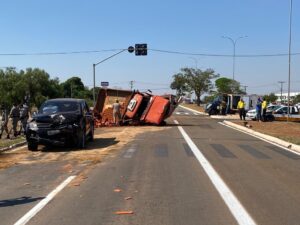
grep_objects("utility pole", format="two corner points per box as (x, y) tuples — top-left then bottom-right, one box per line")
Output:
(130, 81), (134, 90)
(242, 85), (248, 94)
(71, 82), (73, 98)
(287, 0), (293, 121)
(278, 81), (285, 104)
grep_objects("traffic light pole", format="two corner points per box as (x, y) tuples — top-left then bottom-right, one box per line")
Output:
(93, 49), (127, 106)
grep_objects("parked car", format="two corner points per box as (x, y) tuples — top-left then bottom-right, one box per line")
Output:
(246, 105), (282, 120)
(26, 98), (94, 151)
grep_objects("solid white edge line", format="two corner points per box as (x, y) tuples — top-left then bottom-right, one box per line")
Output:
(178, 105), (207, 115)
(14, 175), (76, 225)
(218, 122), (300, 156)
(174, 119), (256, 225)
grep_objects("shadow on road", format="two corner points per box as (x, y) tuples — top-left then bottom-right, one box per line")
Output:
(0, 196), (44, 207)
(41, 137), (119, 152)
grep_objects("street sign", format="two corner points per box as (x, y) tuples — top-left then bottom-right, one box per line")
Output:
(101, 82), (109, 87)
(135, 44), (147, 56)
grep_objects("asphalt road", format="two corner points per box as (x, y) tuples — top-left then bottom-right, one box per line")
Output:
(1, 106), (300, 225)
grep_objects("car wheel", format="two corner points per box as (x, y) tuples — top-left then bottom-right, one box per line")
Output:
(28, 141), (38, 151)
(77, 128), (86, 149)
(89, 123), (94, 142)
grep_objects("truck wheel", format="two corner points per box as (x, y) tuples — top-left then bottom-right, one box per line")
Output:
(89, 124), (94, 142)
(28, 142), (38, 151)
(77, 128), (86, 149)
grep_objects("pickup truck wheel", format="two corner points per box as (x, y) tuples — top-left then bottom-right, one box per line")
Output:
(89, 124), (94, 142)
(28, 142), (38, 151)
(77, 128), (86, 149)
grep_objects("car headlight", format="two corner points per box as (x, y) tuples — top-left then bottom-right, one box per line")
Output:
(28, 121), (38, 131)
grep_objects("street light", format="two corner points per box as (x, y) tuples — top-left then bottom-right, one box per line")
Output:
(92, 49), (127, 105)
(188, 57), (198, 69)
(222, 35), (247, 80)
(287, 0), (293, 121)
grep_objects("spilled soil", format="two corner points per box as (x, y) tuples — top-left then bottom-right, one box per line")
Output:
(0, 126), (169, 170)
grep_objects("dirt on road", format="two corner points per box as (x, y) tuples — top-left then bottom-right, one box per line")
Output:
(0, 126), (170, 170)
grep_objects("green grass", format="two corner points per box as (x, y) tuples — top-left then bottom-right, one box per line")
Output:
(0, 136), (26, 148)
(276, 136), (300, 146)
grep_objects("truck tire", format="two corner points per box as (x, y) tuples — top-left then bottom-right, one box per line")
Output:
(28, 142), (38, 151)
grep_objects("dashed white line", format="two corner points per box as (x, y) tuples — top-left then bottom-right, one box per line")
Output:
(14, 176), (76, 225)
(174, 119), (256, 225)
(123, 148), (137, 158)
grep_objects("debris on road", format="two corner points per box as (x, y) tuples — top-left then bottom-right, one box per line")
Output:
(114, 211), (134, 215)
(124, 197), (132, 200)
(114, 188), (122, 193)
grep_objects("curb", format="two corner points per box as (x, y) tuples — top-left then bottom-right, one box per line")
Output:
(222, 120), (300, 154)
(178, 105), (207, 115)
(0, 141), (27, 153)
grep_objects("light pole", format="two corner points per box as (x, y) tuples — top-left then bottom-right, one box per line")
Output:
(93, 49), (127, 105)
(278, 81), (285, 104)
(188, 57), (198, 69)
(287, 0), (293, 121)
(222, 35), (247, 80)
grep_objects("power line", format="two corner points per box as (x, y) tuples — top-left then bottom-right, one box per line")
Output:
(0, 49), (124, 56)
(1, 48), (300, 58)
(149, 49), (300, 58)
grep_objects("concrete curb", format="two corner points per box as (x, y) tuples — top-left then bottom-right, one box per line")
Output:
(178, 105), (207, 115)
(0, 141), (27, 153)
(223, 120), (300, 154)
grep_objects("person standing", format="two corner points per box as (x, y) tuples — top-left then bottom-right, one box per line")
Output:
(112, 99), (121, 125)
(0, 106), (10, 139)
(262, 98), (267, 122)
(9, 103), (20, 137)
(19, 102), (29, 135)
(237, 98), (246, 120)
(256, 98), (262, 122)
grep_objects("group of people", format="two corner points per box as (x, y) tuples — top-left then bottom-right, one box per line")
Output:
(0, 102), (29, 139)
(237, 97), (267, 122)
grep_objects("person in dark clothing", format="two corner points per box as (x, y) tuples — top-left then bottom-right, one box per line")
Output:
(9, 103), (20, 137)
(0, 107), (10, 139)
(19, 103), (29, 135)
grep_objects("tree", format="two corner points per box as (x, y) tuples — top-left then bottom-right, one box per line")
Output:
(215, 77), (245, 94)
(182, 68), (219, 106)
(170, 73), (190, 97)
(292, 94), (300, 104)
(263, 93), (277, 103)
(61, 77), (85, 98)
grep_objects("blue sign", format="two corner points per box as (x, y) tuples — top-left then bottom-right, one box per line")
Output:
(101, 82), (109, 87)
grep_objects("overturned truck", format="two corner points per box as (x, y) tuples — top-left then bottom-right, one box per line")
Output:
(93, 88), (179, 126)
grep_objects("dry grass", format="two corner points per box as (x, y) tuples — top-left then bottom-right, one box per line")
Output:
(233, 121), (300, 145)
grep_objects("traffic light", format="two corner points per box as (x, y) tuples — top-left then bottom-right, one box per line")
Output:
(135, 44), (147, 56)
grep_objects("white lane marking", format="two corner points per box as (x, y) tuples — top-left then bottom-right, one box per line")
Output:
(178, 105), (207, 115)
(218, 122), (300, 156)
(123, 148), (137, 158)
(14, 176), (76, 225)
(174, 119), (256, 225)
(176, 112), (181, 115)
(184, 112), (189, 115)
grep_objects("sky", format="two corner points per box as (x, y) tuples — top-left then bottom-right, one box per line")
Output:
(0, 0), (299, 96)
